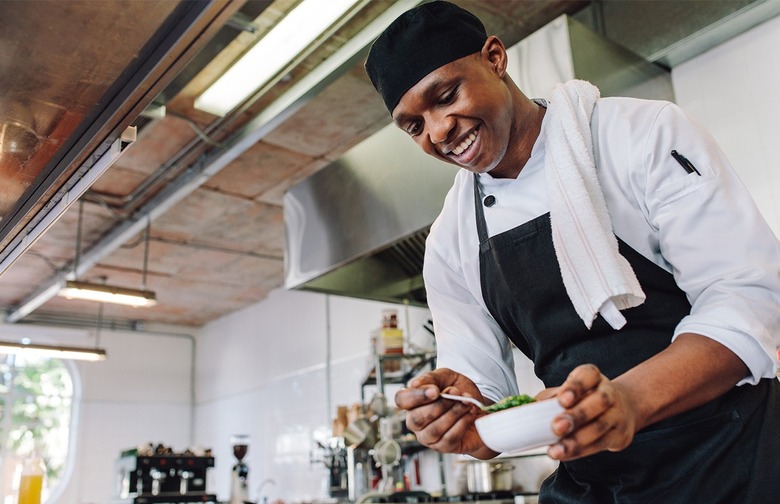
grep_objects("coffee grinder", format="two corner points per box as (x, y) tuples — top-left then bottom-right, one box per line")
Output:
(229, 434), (250, 504)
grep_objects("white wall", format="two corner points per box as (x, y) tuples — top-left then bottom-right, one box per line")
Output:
(72, 328), (194, 503)
(193, 289), (433, 501)
(671, 14), (780, 236)
(0, 323), (194, 504)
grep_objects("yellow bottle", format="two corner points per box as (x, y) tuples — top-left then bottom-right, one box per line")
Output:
(18, 454), (45, 504)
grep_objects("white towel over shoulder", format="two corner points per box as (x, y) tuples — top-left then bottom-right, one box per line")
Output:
(545, 80), (645, 330)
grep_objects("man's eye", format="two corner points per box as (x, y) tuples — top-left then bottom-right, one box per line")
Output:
(440, 86), (458, 104)
(407, 122), (422, 136)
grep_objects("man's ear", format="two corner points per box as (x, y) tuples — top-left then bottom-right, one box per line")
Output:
(482, 35), (508, 78)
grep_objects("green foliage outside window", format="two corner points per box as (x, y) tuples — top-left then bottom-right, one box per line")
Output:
(1, 353), (74, 502)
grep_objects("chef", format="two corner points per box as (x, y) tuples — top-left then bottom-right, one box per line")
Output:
(364, 1), (780, 502)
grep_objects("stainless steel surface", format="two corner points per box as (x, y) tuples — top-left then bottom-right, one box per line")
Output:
(573, 0), (780, 67)
(0, 0), (230, 269)
(566, 17), (674, 102)
(440, 393), (486, 409)
(343, 418), (378, 450)
(465, 461), (515, 493)
(346, 446), (369, 501)
(283, 123), (458, 306)
(114, 452), (216, 502)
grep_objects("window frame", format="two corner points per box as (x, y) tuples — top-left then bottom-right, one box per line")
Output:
(0, 344), (81, 503)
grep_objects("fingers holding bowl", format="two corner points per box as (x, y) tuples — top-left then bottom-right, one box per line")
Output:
(475, 398), (564, 454)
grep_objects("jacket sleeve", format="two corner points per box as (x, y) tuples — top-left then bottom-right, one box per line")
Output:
(423, 225), (519, 402)
(641, 102), (780, 384)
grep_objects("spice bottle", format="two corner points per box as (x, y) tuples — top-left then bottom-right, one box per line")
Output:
(379, 309), (403, 373)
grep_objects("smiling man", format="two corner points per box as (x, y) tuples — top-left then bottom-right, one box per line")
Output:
(365, 1), (780, 502)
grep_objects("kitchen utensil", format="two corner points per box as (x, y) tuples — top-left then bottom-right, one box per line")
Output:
(465, 460), (515, 492)
(475, 398), (564, 454)
(229, 435), (250, 504)
(344, 418), (378, 449)
(439, 393), (485, 409)
(372, 439), (402, 467)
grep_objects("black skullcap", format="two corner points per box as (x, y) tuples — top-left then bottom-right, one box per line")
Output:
(365, 1), (487, 113)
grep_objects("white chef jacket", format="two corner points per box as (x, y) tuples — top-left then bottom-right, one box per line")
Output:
(424, 96), (780, 402)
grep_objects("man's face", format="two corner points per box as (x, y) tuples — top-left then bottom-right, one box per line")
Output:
(391, 46), (516, 177)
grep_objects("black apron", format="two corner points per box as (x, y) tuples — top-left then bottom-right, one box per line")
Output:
(472, 173), (780, 503)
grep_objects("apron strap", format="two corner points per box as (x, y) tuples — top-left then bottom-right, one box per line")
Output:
(473, 173), (489, 243)
(471, 96), (547, 245)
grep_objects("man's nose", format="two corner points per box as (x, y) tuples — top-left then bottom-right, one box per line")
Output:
(427, 113), (454, 146)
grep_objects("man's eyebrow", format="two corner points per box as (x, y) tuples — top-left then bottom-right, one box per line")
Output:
(421, 76), (449, 99)
(393, 76), (454, 125)
(393, 111), (412, 127)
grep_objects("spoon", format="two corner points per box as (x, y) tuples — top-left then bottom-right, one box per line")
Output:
(440, 393), (486, 410)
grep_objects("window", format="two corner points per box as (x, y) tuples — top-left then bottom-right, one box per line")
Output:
(0, 353), (74, 503)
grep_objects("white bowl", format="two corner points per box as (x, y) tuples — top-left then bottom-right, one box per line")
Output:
(475, 398), (564, 454)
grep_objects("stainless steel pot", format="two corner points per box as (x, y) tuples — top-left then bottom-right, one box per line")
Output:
(343, 418), (378, 449)
(465, 461), (515, 492)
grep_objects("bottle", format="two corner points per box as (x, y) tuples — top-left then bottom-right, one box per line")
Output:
(379, 309), (403, 374)
(18, 453), (45, 504)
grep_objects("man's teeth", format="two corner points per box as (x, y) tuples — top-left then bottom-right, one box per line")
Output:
(452, 131), (477, 156)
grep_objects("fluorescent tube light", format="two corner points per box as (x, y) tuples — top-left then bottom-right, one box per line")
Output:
(0, 341), (107, 362)
(59, 281), (157, 307)
(194, 0), (362, 116)
(0, 131), (134, 278)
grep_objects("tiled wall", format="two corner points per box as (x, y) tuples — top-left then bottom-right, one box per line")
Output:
(68, 328), (195, 503)
(194, 289), (434, 501)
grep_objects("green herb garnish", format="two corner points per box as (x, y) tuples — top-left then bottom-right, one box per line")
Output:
(482, 394), (536, 413)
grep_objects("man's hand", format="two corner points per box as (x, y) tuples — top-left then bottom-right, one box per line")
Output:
(546, 364), (638, 461)
(395, 368), (497, 459)
(545, 334), (748, 462)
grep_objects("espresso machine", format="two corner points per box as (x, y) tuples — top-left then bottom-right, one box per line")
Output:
(230, 434), (251, 504)
(114, 444), (217, 503)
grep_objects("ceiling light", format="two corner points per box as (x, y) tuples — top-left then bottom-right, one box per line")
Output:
(194, 0), (362, 116)
(56, 208), (157, 308)
(0, 340), (106, 362)
(0, 129), (135, 279)
(58, 281), (157, 307)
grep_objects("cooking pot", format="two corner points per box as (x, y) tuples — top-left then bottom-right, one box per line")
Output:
(465, 461), (514, 492)
(344, 418), (378, 449)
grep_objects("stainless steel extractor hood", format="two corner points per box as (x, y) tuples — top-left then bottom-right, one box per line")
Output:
(284, 1), (777, 305)
(284, 123), (458, 306)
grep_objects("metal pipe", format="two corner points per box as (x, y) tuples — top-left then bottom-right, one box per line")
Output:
(74, 199), (84, 275)
(325, 294), (332, 432)
(142, 216), (151, 291)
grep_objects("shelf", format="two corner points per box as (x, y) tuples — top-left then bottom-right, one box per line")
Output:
(361, 353), (436, 387)
(113, 494), (217, 504)
(360, 353), (436, 407)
